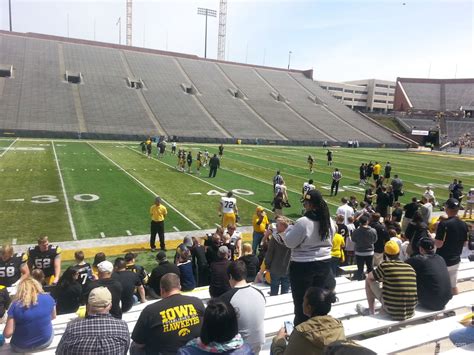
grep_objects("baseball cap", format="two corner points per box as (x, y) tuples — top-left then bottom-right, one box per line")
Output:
(445, 198), (460, 209)
(124, 252), (137, 262)
(304, 190), (323, 205)
(88, 287), (112, 308)
(156, 250), (167, 262)
(418, 237), (435, 251)
(384, 240), (400, 256)
(256, 206), (265, 212)
(97, 260), (113, 273)
(183, 235), (193, 248)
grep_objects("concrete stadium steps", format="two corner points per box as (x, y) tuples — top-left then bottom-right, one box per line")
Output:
(0, 37), (79, 132)
(256, 68), (364, 142)
(402, 82), (442, 111)
(446, 120), (474, 142)
(218, 63), (330, 141)
(177, 58), (283, 141)
(124, 52), (227, 138)
(445, 84), (474, 110)
(62, 44), (157, 135)
(290, 73), (404, 144)
(0, 35), (26, 130)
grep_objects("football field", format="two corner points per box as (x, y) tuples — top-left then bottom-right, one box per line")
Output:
(0, 138), (473, 246)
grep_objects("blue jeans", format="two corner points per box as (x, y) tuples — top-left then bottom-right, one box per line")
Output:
(252, 231), (264, 254)
(270, 273), (290, 296)
(450, 327), (474, 347)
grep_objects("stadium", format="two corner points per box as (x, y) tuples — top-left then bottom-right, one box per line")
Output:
(0, 1), (473, 354)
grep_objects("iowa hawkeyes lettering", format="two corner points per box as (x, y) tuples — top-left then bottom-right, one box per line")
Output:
(159, 304), (200, 334)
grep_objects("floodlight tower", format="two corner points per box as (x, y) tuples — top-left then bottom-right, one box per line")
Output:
(126, 0), (132, 46)
(217, 0), (228, 60)
(197, 7), (217, 58)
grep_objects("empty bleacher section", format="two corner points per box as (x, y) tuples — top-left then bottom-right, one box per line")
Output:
(255, 68), (368, 142)
(289, 73), (403, 144)
(218, 63), (331, 141)
(394, 78), (474, 113)
(177, 58), (284, 140)
(401, 82), (442, 111)
(446, 120), (474, 142)
(0, 35), (78, 133)
(0, 32), (405, 145)
(124, 52), (227, 138)
(63, 43), (158, 136)
(399, 118), (439, 130)
(445, 83), (474, 111)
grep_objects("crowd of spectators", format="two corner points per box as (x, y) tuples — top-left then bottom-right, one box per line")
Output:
(0, 168), (473, 353)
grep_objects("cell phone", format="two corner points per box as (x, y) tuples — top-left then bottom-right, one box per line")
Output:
(284, 321), (294, 336)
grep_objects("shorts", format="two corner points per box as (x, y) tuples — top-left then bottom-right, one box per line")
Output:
(447, 263), (460, 288)
(222, 213), (236, 228)
(368, 278), (383, 301)
(466, 202), (474, 210)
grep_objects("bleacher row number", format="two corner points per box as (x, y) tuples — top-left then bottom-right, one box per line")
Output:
(206, 189), (254, 196)
(30, 194), (100, 204)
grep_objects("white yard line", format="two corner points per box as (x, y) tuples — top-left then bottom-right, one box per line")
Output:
(12, 238), (17, 245)
(51, 141), (78, 241)
(125, 146), (275, 214)
(100, 232), (106, 238)
(126, 230), (132, 236)
(0, 137), (19, 158)
(89, 142), (201, 230)
(173, 226), (180, 232)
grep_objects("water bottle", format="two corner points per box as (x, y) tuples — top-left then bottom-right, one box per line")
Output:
(0, 334), (5, 346)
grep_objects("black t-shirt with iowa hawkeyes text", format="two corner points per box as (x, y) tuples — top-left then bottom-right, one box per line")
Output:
(132, 293), (205, 355)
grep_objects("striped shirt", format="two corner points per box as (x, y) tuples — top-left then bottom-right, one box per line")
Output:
(332, 171), (342, 181)
(373, 260), (418, 321)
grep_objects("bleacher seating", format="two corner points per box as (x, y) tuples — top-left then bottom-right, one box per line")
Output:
(1, 262), (472, 355)
(218, 63), (329, 141)
(0, 32), (405, 145)
(399, 118), (439, 130)
(63, 43), (157, 136)
(446, 120), (474, 142)
(401, 82), (442, 111)
(124, 52), (227, 138)
(289, 73), (403, 144)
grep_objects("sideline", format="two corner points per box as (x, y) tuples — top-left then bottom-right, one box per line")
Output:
(88, 142), (201, 230)
(52, 141), (78, 240)
(0, 137), (19, 158)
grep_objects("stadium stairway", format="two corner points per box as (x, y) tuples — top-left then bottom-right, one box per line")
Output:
(1, 261), (473, 355)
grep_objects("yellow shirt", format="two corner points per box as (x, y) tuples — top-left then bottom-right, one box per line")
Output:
(373, 164), (381, 175)
(252, 213), (269, 233)
(331, 233), (345, 260)
(150, 204), (168, 222)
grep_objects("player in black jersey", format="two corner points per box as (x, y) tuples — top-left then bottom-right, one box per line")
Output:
(27, 236), (62, 285)
(73, 250), (94, 288)
(0, 244), (29, 287)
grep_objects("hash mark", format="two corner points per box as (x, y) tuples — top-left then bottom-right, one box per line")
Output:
(100, 232), (106, 238)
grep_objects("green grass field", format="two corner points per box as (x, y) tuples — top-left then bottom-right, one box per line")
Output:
(1, 138), (473, 245)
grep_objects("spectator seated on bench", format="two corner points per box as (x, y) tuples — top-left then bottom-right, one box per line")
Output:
(356, 240), (418, 320)
(450, 311), (474, 348)
(271, 287), (345, 355)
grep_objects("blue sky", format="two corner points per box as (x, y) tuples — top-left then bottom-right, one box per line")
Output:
(1, 0), (472, 82)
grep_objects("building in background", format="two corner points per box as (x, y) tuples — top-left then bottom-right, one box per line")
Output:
(317, 79), (395, 113)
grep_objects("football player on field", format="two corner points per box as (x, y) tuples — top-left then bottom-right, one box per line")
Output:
(0, 244), (29, 287)
(219, 191), (239, 228)
(27, 236), (61, 285)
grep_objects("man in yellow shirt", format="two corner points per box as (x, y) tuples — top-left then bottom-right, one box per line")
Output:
(373, 162), (382, 181)
(252, 206), (269, 254)
(150, 196), (168, 251)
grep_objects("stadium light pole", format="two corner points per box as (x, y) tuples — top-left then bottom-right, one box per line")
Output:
(197, 7), (217, 58)
(287, 51), (292, 70)
(8, 0), (12, 31)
